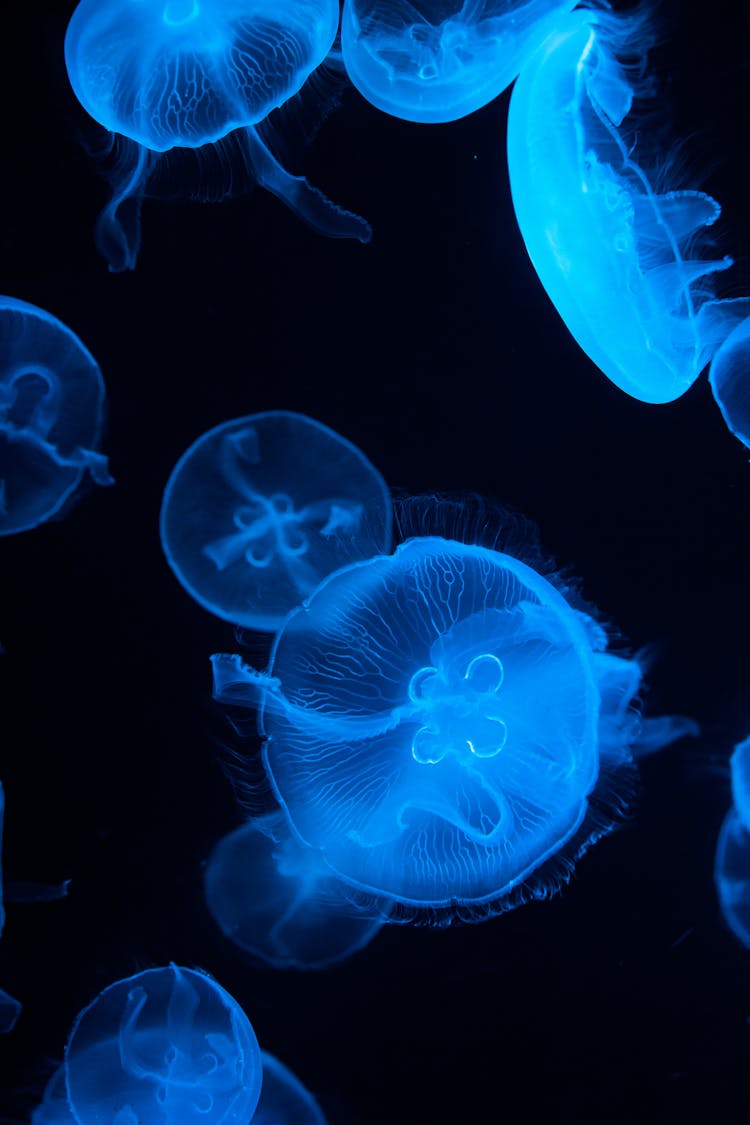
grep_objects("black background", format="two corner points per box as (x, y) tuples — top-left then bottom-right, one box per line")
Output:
(2, 1), (750, 1121)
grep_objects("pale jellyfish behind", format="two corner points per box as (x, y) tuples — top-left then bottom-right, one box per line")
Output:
(507, 8), (750, 403)
(64, 0), (371, 270)
(715, 736), (750, 948)
(709, 317), (750, 450)
(341, 0), (577, 122)
(160, 410), (392, 630)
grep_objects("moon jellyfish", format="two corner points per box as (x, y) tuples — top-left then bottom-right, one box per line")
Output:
(204, 811), (385, 969)
(0, 297), (112, 535)
(507, 8), (750, 403)
(254, 1052), (327, 1125)
(160, 411), (392, 630)
(709, 316), (750, 450)
(715, 736), (750, 948)
(62, 965), (262, 1124)
(64, 0), (371, 270)
(212, 508), (695, 916)
(341, 0), (577, 123)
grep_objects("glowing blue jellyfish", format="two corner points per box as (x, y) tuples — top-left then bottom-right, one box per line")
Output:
(254, 1052), (327, 1125)
(204, 811), (385, 969)
(64, 0), (371, 270)
(709, 317), (750, 450)
(507, 8), (750, 404)
(341, 0), (577, 122)
(160, 411), (392, 630)
(715, 736), (750, 948)
(212, 521), (695, 914)
(62, 965), (262, 1124)
(0, 297), (112, 535)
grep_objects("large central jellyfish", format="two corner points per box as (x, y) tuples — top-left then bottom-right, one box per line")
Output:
(64, 0), (370, 269)
(341, 0), (577, 123)
(212, 528), (694, 912)
(507, 8), (750, 403)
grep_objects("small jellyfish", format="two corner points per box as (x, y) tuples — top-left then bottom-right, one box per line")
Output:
(715, 736), (750, 948)
(204, 811), (385, 970)
(0, 297), (112, 535)
(254, 1051), (328, 1125)
(212, 506), (694, 916)
(506, 8), (750, 403)
(341, 0), (577, 123)
(64, 0), (371, 270)
(63, 965), (262, 1124)
(160, 410), (392, 630)
(709, 316), (750, 450)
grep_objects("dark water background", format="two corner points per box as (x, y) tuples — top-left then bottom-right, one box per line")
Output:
(2, 1), (750, 1120)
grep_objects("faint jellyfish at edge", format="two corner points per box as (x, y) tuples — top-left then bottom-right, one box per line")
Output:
(0, 297), (112, 535)
(254, 1051), (328, 1125)
(507, 7), (750, 404)
(160, 410), (392, 630)
(64, 0), (371, 270)
(709, 317), (750, 451)
(341, 0), (577, 123)
(211, 494), (697, 925)
(715, 735), (750, 948)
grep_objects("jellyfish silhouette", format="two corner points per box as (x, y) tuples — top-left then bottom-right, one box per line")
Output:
(204, 811), (385, 970)
(211, 501), (695, 916)
(341, 0), (577, 122)
(507, 8), (750, 403)
(715, 736), (750, 948)
(160, 410), (392, 630)
(254, 1051), (327, 1125)
(709, 316), (750, 450)
(64, 0), (371, 270)
(0, 297), (112, 535)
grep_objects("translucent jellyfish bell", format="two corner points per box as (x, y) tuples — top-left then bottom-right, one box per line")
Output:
(0, 297), (112, 535)
(507, 9), (750, 403)
(63, 965), (262, 1124)
(341, 0), (577, 123)
(204, 811), (385, 969)
(709, 316), (750, 450)
(715, 736), (750, 948)
(64, 0), (370, 270)
(160, 411), (392, 630)
(212, 532), (693, 913)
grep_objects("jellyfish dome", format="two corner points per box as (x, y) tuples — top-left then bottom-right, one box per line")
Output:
(715, 736), (750, 949)
(64, 0), (370, 269)
(212, 533), (691, 912)
(341, 0), (577, 123)
(62, 965), (262, 1124)
(204, 812), (384, 970)
(507, 8), (750, 404)
(709, 316), (750, 450)
(0, 297), (112, 535)
(160, 410), (392, 630)
(254, 1051), (327, 1125)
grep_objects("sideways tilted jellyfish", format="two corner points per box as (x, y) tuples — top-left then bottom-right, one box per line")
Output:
(160, 410), (392, 630)
(715, 735), (750, 948)
(64, 0), (371, 270)
(211, 498), (696, 921)
(507, 8), (750, 404)
(204, 810), (386, 969)
(341, 0), (577, 122)
(709, 317), (750, 451)
(0, 297), (112, 535)
(31, 965), (327, 1124)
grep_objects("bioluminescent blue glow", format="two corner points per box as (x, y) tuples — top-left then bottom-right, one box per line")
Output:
(161, 410), (392, 630)
(709, 316), (750, 450)
(254, 1051), (328, 1125)
(0, 297), (112, 535)
(716, 736), (750, 949)
(64, 0), (370, 269)
(507, 9), (749, 404)
(341, 0), (577, 123)
(212, 532), (692, 912)
(62, 965), (262, 1124)
(204, 811), (384, 970)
